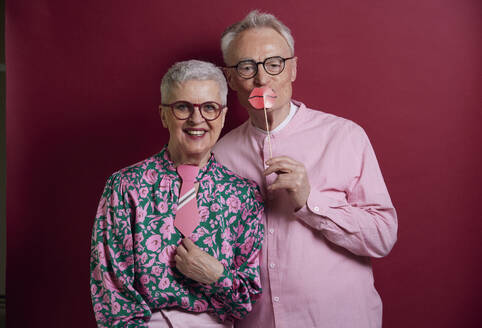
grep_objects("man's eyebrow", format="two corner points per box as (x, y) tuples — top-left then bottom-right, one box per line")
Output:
(236, 55), (285, 63)
(237, 58), (255, 62)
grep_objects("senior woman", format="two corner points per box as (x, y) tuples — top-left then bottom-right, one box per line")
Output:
(90, 60), (264, 328)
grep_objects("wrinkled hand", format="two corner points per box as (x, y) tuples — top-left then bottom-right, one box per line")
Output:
(264, 156), (311, 211)
(175, 238), (224, 284)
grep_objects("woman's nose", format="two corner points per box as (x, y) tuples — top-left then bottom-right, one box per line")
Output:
(187, 106), (204, 124)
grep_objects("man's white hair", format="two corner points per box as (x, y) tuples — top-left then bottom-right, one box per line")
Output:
(160, 60), (227, 104)
(221, 10), (295, 64)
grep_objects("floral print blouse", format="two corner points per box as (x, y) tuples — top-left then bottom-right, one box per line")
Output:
(90, 147), (264, 327)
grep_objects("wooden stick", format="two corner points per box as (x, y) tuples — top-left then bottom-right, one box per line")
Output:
(263, 106), (273, 159)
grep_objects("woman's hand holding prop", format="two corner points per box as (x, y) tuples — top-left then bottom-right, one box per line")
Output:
(175, 238), (224, 284)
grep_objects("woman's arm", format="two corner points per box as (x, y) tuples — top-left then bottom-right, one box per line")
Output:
(90, 174), (151, 328)
(198, 184), (265, 321)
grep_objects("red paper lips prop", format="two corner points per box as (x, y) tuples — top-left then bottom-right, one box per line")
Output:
(248, 87), (277, 109)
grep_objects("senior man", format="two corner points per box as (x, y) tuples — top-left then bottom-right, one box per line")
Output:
(213, 10), (398, 328)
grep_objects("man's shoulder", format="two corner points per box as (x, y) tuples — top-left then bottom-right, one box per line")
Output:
(213, 121), (251, 158)
(296, 102), (366, 137)
(216, 121), (250, 145)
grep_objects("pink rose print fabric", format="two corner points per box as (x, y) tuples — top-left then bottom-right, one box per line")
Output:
(90, 147), (264, 327)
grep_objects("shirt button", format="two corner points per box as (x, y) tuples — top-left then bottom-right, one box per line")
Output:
(314, 206), (320, 212)
(273, 296), (280, 302)
(269, 228), (274, 234)
(269, 263), (276, 269)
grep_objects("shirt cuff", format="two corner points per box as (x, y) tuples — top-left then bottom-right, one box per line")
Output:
(199, 265), (233, 298)
(294, 190), (358, 233)
(212, 265), (232, 289)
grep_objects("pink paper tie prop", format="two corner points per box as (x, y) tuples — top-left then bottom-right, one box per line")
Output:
(174, 165), (200, 238)
(248, 87), (277, 159)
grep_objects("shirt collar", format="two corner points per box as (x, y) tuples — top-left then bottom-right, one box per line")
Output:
(159, 146), (214, 181)
(252, 101), (299, 134)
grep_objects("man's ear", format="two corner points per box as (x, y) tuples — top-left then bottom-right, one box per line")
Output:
(220, 107), (228, 128)
(223, 67), (238, 91)
(290, 56), (298, 82)
(159, 105), (168, 128)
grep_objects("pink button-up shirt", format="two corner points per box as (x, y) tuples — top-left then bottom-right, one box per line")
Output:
(213, 101), (397, 328)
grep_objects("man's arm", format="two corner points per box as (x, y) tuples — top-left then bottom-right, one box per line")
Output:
(266, 128), (397, 258)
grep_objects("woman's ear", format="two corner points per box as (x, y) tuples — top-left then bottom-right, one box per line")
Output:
(159, 105), (168, 128)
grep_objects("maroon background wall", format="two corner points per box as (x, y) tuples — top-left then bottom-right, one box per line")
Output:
(5, 0), (481, 327)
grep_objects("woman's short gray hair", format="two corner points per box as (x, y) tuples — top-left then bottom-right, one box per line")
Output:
(221, 10), (294, 64)
(160, 60), (227, 104)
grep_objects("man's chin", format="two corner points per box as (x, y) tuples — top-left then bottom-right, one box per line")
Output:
(248, 105), (278, 115)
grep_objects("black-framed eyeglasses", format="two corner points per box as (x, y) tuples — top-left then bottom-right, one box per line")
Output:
(227, 56), (295, 79)
(160, 101), (225, 121)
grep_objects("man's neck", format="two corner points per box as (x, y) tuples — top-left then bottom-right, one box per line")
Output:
(250, 102), (291, 131)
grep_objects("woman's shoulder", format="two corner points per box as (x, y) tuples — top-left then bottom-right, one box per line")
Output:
(210, 158), (262, 195)
(105, 151), (169, 190)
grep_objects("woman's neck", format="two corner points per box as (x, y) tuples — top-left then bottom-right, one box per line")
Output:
(167, 148), (210, 168)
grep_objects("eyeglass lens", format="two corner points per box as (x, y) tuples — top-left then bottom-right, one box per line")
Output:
(172, 101), (221, 120)
(237, 57), (286, 78)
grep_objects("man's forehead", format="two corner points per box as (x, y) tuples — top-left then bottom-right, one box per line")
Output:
(228, 27), (292, 61)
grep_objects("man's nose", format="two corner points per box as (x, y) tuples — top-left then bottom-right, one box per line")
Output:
(254, 64), (270, 86)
